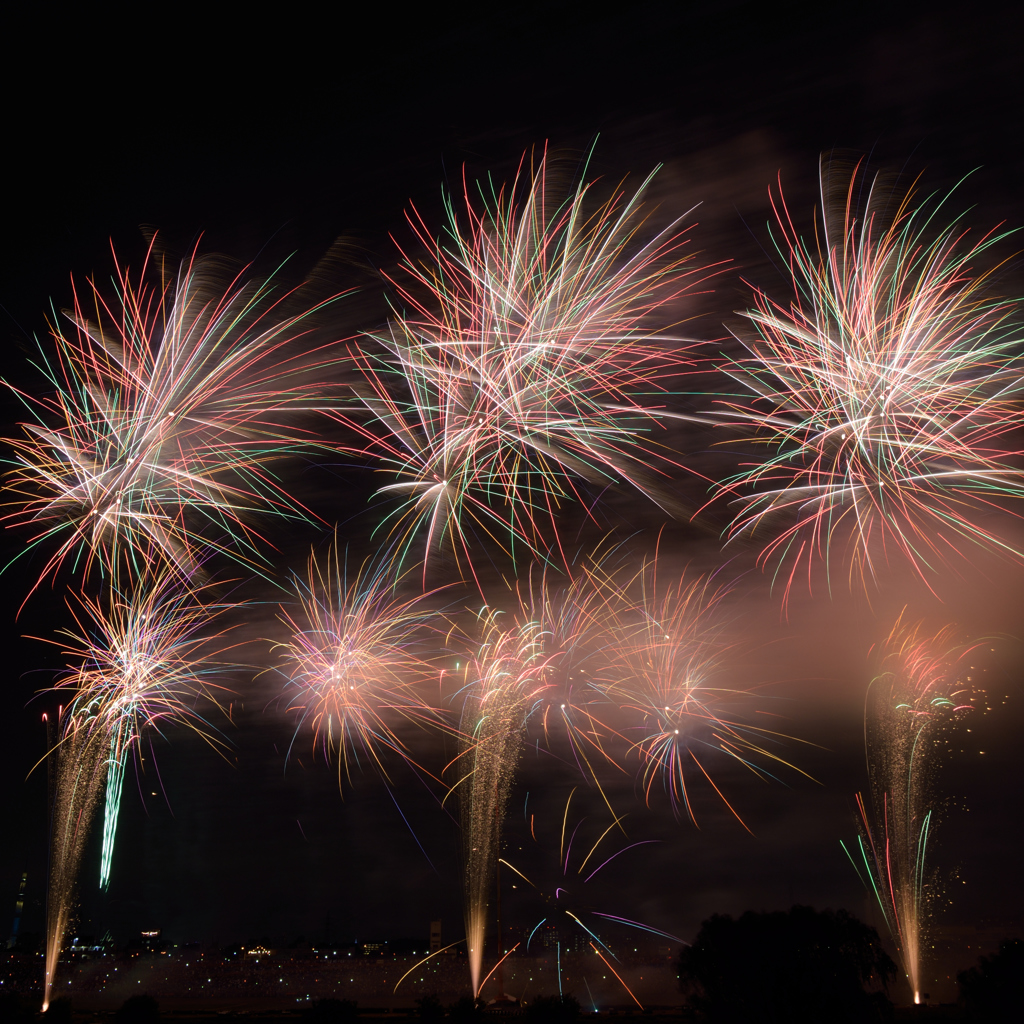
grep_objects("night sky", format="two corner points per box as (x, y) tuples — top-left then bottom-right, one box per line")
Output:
(3, 0), (1024, 1006)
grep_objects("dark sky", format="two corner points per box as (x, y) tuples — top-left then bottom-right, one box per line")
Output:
(3, 0), (1024, 1005)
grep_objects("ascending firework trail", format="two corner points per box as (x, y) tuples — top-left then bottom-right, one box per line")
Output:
(843, 616), (981, 1004)
(452, 610), (547, 996)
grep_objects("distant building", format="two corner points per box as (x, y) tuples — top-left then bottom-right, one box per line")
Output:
(7, 872), (27, 949)
(430, 920), (442, 953)
(537, 924), (588, 954)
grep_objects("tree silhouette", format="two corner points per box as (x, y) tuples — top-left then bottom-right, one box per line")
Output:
(415, 994), (445, 1022)
(446, 996), (483, 1024)
(115, 995), (159, 1024)
(958, 939), (1024, 1023)
(0, 992), (35, 1024)
(677, 905), (896, 1023)
(526, 994), (581, 1024)
(302, 999), (359, 1024)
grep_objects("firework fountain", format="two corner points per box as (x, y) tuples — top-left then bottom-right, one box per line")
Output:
(842, 617), (979, 1004)
(450, 553), (631, 997)
(453, 610), (551, 996)
(34, 559), (238, 1005)
(42, 712), (108, 1011)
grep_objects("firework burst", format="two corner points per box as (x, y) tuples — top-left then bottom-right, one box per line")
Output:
(510, 561), (627, 786)
(332, 150), (716, 583)
(4, 239), (352, 595)
(712, 158), (1024, 597)
(607, 557), (808, 828)
(275, 546), (446, 785)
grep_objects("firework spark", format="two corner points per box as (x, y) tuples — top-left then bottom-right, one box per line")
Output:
(712, 158), (1024, 597)
(842, 616), (980, 1004)
(4, 239), (352, 595)
(503, 792), (682, 1008)
(331, 150), (716, 583)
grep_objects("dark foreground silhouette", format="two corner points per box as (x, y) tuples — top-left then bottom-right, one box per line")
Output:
(115, 994), (160, 1024)
(677, 905), (897, 1023)
(525, 994), (580, 1023)
(958, 938), (1023, 1023)
(303, 999), (360, 1024)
